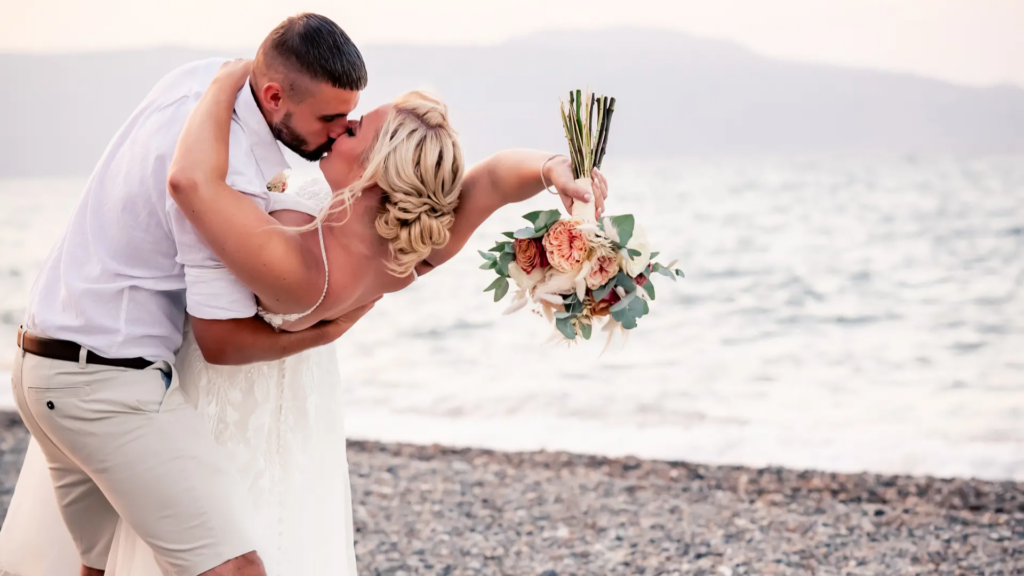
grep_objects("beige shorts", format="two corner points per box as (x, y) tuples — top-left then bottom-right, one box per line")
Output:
(11, 347), (258, 576)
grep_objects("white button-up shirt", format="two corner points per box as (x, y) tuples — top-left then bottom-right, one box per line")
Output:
(25, 58), (289, 363)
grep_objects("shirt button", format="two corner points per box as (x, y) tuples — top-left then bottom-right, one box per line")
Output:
(46, 400), (55, 410)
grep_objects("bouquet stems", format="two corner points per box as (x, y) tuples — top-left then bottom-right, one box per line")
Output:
(560, 90), (616, 179)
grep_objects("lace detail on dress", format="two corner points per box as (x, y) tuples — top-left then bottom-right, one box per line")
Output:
(173, 325), (358, 575)
(291, 176), (334, 208)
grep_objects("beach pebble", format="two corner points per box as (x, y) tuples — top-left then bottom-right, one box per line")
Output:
(1, 414), (1022, 575)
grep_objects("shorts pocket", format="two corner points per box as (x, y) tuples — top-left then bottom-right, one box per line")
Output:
(27, 386), (88, 400)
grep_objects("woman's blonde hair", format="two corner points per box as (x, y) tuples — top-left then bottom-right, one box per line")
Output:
(313, 91), (464, 276)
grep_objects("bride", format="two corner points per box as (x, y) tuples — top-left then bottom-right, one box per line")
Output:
(0, 60), (607, 575)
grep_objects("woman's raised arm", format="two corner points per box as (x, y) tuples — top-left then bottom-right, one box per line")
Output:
(167, 59), (318, 312)
(419, 150), (607, 273)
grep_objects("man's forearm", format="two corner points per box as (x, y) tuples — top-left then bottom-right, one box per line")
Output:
(190, 315), (333, 365)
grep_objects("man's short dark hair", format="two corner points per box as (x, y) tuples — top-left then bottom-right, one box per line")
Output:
(258, 13), (367, 92)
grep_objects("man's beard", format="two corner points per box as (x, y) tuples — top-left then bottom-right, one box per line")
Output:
(271, 112), (335, 162)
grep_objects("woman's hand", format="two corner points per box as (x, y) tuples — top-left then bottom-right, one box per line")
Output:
(543, 156), (610, 216)
(213, 58), (253, 92)
(168, 60), (250, 191)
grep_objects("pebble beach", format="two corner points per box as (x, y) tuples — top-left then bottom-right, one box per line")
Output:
(1, 412), (1020, 575)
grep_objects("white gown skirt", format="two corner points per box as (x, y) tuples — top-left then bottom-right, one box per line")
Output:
(0, 330), (357, 576)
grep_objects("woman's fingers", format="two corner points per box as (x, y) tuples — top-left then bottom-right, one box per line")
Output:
(214, 59), (253, 89)
(592, 169), (609, 200)
(591, 169), (608, 215)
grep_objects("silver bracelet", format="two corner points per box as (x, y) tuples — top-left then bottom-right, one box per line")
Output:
(540, 154), (567, 195)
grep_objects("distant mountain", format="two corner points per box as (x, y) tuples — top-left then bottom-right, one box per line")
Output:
(2, 28), (1023, 178)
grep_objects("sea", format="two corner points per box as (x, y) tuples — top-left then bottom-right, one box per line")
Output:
(2, 155), (1022, 481)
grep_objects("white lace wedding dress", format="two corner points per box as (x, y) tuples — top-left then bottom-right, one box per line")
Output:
(0, 178), (358, 576)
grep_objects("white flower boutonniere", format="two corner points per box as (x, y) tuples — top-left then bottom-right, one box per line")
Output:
(267, 170), (291, 193)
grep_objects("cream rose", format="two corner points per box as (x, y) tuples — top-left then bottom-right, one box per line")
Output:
(621, 224), (652, 277)
(507, 262), (545, 292)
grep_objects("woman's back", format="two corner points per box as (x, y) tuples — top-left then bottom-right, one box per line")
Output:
(260, 181), (417, 332)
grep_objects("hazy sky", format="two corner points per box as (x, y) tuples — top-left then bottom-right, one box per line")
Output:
(3, 0), (1021, 88)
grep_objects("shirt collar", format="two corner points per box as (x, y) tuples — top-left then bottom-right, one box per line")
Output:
(234, 79), (290, 184)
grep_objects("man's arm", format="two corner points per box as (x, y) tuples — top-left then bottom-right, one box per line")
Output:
(191, 299), (376, 365)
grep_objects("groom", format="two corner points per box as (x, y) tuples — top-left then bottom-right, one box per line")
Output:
(6, 11), (597, 576)
(7, 13), (373, 576)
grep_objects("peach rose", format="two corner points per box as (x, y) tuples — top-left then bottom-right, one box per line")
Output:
(542, 220), (590, 272)
(586, 254), (619, 290)
(514, 238), (548, 275)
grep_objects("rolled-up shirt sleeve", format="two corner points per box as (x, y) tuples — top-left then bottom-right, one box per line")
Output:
(168, 204), (258, 320)
(167, 118), (272, 320)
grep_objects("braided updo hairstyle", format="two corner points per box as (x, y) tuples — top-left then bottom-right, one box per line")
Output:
(314, 91), (464, 276)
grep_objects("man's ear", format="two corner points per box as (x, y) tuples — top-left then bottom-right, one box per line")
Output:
(260, 82), (286, 112)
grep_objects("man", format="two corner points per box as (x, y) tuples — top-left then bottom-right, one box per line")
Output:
(7, 14), (369, 576)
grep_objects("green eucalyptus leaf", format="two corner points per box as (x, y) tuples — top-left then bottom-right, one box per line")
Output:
(504, 243), (516, 253)
(627, 248), (642, 258)
(497, 252), (515, 276)
(675, 269), (686, 278)
(592, 281), (615, 302)
(650, 251), (660, 259)
(523, 211), (544, 225)
(610, 215), (635, 247)
(579, 322), (593, 340)
(479, 250), (498, 261)
(483, 277), (504, 292)
(628, 296), (646, 318)
(533, 210), (562, 230)
(654, 267), (675, 279)
(479, 261), (497, 270)
(514, 227), (537, 239)
(620, 314), (638, 330)
(494, 277), (510, 301)
(565, 297), (585, 316)
(642, 281), (656, 300)
(556, 317), (577, 340)
(611, 306), (627, 323)
(502, 231), (516, 239)
(615, 272), (637, 293)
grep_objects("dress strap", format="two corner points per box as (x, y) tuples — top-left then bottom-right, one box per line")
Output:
(256, 220), (329, 329)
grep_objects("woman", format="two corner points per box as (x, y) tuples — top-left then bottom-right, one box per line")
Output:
(0, 60), (607, 575)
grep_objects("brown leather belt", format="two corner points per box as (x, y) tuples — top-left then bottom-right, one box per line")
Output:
(17, 327), (154, 370)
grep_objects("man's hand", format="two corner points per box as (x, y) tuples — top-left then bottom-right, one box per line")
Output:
(313, 297), (381, 344)
(544, 156), (610, 216)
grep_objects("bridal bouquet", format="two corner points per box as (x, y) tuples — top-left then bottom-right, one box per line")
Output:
(480, 90), (684, 344)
